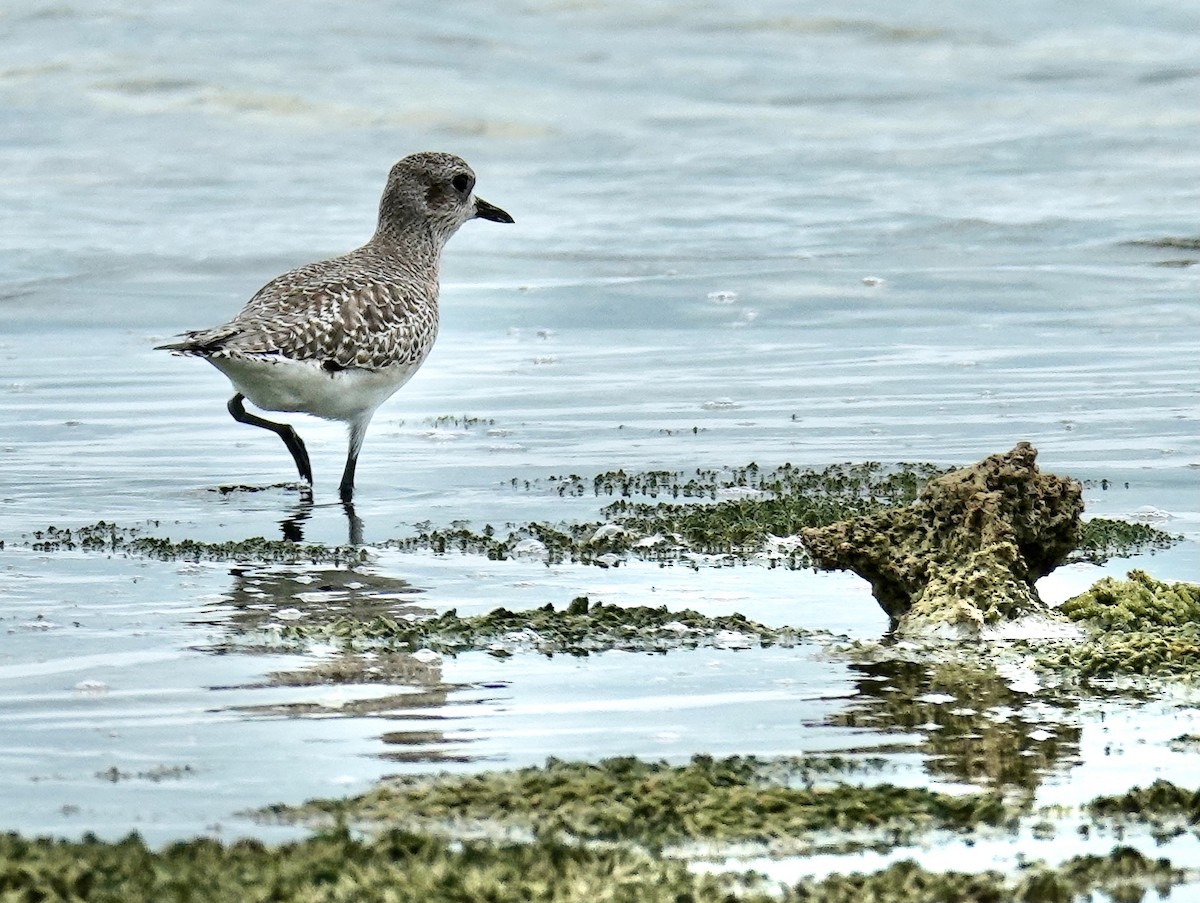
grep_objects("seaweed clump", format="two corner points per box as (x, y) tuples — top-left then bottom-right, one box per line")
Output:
(1087, 779), (1200, 841)
(796, 849), (1183, 903)
(269, 754), (1005, 853)
(801, 443), (1082, 634)
(381, 461), (944, 569)
(275, 597), (802, 656)
(0, 831), (1187, 903)
(8, 463), (1174, 573)
(1041, 570), (1200, 678)
(22, 522), (365, 565)
(1071, 518), (1180, 564)
(0, 829), (722, 903)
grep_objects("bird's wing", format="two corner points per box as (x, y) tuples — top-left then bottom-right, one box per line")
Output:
(159, 260), (438, 371)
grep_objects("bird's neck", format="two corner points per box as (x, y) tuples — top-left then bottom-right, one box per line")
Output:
(369, 218), (444, 268)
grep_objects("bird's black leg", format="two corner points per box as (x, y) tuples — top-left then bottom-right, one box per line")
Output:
(338, 457), (358, 503)
(339, 417), (371, 504)
(227, 394), (313, 486)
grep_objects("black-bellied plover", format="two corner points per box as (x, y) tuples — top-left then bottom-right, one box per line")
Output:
(157, 151), (513, 503)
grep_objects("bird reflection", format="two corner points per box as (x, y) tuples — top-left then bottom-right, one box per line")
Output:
(207, 560), (428, 635)
(203, 562), (481, 764)
(344, 501), (363, 546)
(279, 493), (312, 542)
(277, 492), (363, 546)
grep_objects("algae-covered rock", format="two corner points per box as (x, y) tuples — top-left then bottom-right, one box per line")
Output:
(1044, 570), (1200, 678)
(1060, 569), (1200, 629)
(801, 443), (1082, 634)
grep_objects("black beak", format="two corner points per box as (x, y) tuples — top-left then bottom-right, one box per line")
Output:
(474, 197), (514, 223)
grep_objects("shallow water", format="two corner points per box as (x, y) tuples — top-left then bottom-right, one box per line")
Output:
(3, 0), (1200, 884)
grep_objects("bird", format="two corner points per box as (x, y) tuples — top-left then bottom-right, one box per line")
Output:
(157, 151), (513, 504)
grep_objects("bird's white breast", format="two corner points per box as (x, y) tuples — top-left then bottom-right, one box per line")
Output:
(209, 355), (423, 423)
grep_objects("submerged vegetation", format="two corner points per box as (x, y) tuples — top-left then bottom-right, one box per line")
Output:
(1087, 779), (1200, 836)
(265, 754), (1004, 853)
(0, 830), (1188, 903)
(379, 461), (950, 569)
(4, 757), (1193, 901)
(1071, 519), (1180, 564)
(268, 596), (804, 656)
(7, 461), (1177, 571)
(20, 522), (366, 565)
(4, 459), (1200, 900)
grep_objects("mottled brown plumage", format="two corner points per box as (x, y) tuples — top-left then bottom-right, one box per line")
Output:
(173, 252), (441, 372)
(157, 151), (513, 504)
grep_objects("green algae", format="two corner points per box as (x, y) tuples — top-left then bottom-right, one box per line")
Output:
(789, 849), (1185, 903)
(1169, 733), (1200, 752)
(587, 461), (941, 566)
(544, 461), (947, 503)
(302, 508), (1172, 572)
(381, 486), (1172, 574)
(0, 830), (1188, 903)
(425, 413), (496, 429)
(1039, 570), (1200, 678)
(1059, 569), (1200, 629)
(19, 522), (366, 565)
(271, 596), (804, 656)
(6, 463), (949, 570)
(1086, 780), (1200, 841)
(267, 754), (1005, 853)
(6, 460), (1175, 572)
(0, 829), (737, 903)
(1087, 779), (1200, 822)
(96, 765), (195, 783)
(1042, 629), (1200, 678)
(1071, 518), (1180, 564)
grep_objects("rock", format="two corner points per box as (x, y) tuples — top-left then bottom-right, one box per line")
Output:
(800, 442), (1082, 635)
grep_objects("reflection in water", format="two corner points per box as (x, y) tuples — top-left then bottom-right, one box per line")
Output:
(278, 495), (363, 545)
(234, 648), (484, 763)
(204, 560), (485, 763)
(279, 496), (310, 542)
(344, 502), (363, 546)
(378, 730), (479, 764)
(828, 658), (1081, 802)
(202, 564), (429, 635)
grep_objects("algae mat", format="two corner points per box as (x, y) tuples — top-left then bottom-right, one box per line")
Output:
(2, 460), (1200, 898)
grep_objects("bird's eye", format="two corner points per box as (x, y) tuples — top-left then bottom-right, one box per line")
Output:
(451, 173), (471, 192)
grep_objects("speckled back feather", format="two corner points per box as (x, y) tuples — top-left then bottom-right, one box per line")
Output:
(162, 246), (440, 371)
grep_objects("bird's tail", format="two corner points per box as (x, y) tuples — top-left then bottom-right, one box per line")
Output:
(154, 328), (238, 355)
